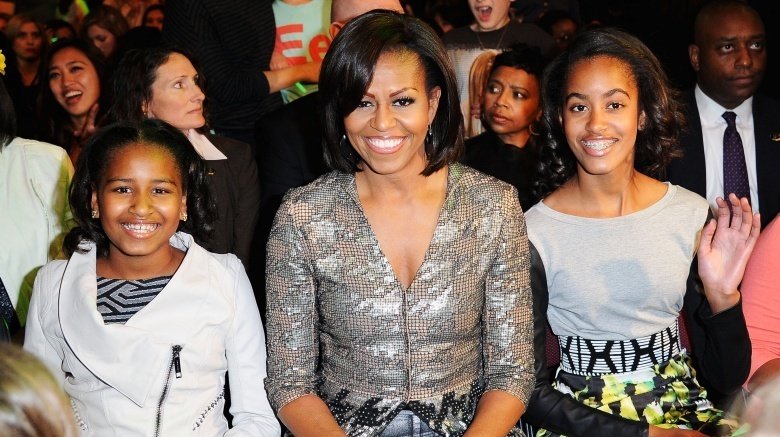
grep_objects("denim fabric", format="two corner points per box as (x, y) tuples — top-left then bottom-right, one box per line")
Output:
(380, 410), (439, 437)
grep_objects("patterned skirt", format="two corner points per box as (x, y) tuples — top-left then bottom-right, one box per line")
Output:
(536, 353), (739, 436)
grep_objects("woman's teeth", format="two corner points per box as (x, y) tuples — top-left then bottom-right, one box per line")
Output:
(582, 139), (615, 151)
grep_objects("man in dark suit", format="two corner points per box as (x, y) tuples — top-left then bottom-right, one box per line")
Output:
(667, 0), (780, 229)
(250, 0), (405, 313)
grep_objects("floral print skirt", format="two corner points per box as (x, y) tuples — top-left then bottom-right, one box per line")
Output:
(536, 353), (739, 437)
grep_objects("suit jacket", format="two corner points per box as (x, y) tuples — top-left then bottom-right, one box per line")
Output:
(250, 92), (329, 313)
(667, 91), (780, 229)
(204, 134), (261, 265)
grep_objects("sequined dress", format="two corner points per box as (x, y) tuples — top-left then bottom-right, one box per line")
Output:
(265, 163), (535, 436)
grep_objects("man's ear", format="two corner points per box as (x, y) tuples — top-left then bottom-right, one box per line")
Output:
(329, 22), (343, 39)
(688, 44), (700, 72)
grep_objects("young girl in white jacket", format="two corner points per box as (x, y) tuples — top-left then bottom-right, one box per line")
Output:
(24, 119), (280, 436)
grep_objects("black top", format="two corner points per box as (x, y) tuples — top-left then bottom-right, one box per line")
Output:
(2, 67), (39, 140)
(462, 130), (540, 211)
(162, 0), (281, 129)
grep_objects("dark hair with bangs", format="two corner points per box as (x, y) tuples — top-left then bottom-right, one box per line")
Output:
(534, 27), (684, 199)
(319, 10), (463, 176)
(105, 47), (209, 130)
(65, 119), (216, 257)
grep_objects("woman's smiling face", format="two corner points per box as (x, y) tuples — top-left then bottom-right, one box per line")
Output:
(343, 50), (440, 179)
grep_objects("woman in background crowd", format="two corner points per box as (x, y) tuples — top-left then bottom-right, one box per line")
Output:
(105, 47), (260, 265)
(81, 6), (128, 61)
(3, 14), (46, 138)
(142, 5), (164, 32)
(462, 42), (545, 210)
(39, 38), (104, 163)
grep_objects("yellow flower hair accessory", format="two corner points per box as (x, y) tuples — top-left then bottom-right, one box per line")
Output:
(0, 50), (5, 75)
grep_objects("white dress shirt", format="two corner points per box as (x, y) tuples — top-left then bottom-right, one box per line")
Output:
(694, 85), (759, 214)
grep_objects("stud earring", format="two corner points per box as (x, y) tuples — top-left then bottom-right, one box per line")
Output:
(181, 212), (188, 222)
(91, 209), (98, 219)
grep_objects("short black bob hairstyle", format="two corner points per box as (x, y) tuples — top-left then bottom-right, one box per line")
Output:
(491, 43), (546, 82)
(534, 27), (684, 199)
(319, 10), (463, 176)
(65, 119), (216, 258)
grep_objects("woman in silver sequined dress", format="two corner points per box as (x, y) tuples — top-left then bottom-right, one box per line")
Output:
(265, 11), (535, 437)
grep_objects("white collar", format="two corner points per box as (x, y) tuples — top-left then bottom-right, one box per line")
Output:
(186, 129), (227, 160)
(694, 85), (753, 127)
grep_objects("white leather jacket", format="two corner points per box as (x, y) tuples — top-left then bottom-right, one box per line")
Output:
(24, 233), (280, 436)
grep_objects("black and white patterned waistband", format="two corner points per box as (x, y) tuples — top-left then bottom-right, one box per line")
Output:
(558, 320), (681, 376)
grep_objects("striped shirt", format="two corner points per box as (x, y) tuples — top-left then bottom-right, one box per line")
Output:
(96, 276), (172, 324)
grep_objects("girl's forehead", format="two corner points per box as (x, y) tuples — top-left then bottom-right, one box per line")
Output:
(102, 142), (182, 176)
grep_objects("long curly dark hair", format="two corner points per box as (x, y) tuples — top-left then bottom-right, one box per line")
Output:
(534, 27), (684, 199)
(64, 119), (216, 258)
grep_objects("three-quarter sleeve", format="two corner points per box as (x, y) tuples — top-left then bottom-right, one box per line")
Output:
(481, 188), (535, 406)
(264, 198), (320, 411)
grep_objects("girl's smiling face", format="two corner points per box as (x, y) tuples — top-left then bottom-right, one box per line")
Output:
(562, 55), (645, 178)
(91, 142), (187, 265)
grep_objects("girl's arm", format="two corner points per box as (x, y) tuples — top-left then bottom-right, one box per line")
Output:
(224, 257), (281, 436)
(470, 189), (534, 435)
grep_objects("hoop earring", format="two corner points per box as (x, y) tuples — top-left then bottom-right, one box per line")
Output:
(528, 122), (539, 137)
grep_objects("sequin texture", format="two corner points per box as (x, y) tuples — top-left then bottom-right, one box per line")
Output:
(265, 163), (534, 436)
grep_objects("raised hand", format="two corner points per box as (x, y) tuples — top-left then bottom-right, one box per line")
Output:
(697, 194), (761, 313)
(73, 103), (99, 140)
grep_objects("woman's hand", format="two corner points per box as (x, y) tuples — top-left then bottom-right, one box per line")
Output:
(73, 103), (99, 141)
(697, 194), (761, 313)
(648, 425), (707, 437)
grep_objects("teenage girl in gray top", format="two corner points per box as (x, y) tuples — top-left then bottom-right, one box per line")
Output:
(523, 28), (759, 437)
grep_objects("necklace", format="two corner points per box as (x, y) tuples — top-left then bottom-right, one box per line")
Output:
(473, 20), (511, 51)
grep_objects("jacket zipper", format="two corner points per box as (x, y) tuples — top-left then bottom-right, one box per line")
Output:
(154, 345), (183, 437)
